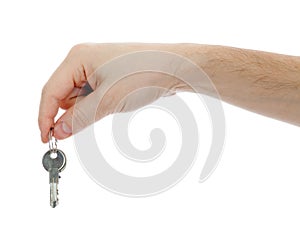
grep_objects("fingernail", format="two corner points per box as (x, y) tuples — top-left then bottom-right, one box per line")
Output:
(62, 122), (72, 134)
(54, 121), (72, 139)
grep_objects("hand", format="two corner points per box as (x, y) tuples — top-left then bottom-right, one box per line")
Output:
(38, 43), (182, 143)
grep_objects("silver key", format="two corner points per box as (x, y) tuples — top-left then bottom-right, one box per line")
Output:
(42, 149), (66, 208)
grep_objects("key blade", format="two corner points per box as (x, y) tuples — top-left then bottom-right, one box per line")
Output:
(49, 167), (59, 208)
(50, 182), (58, 208)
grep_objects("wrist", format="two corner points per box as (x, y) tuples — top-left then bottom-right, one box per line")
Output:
(166, 44), (213, 94)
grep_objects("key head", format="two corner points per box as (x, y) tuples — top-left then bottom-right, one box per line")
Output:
(42, 149), (66, 172)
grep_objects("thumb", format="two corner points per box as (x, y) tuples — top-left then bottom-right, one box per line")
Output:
(54, 88), (107, 140)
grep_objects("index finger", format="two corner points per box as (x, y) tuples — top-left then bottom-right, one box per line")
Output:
(38, 60), (76, 142)
(39, 44), (95, 142)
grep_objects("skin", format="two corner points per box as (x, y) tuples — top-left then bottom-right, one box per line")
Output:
(38, 43), (300, 143)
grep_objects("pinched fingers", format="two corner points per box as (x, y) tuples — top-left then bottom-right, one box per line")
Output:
(38, 45), (91, 143)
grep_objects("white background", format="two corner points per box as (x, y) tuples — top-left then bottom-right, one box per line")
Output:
(1, 0), (300, 245)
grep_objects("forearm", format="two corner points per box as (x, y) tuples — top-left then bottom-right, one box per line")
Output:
(175, 44), (300, 126)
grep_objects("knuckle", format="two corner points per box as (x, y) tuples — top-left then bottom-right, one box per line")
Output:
(41, 84), (48, 97)
(38, 116), (43, 128)
(69, 43), (90, 56)
(66, 43), (92, 68)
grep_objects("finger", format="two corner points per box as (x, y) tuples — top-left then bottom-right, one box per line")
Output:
(38, 58), (89, 143)
(59, 95), (85, 110)
(39, 65), (74, 143)
(66, 82), (93, 100)
(59, 82), (94, 109)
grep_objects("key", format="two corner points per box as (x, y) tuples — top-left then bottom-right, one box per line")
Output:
(42, 149), (66, 208)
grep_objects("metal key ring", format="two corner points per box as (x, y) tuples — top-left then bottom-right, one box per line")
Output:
(48, 127), (57, 153)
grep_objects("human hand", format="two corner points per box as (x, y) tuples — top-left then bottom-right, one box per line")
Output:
(38, 43), (183, 143)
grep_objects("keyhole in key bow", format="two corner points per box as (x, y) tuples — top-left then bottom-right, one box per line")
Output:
(50, 152), (58, 159)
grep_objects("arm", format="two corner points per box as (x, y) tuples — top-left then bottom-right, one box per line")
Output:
(179, 44), (300, 125)
(38, 44), (300, 142)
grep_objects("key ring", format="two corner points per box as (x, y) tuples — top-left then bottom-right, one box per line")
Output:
(48, 127), (57, 153)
